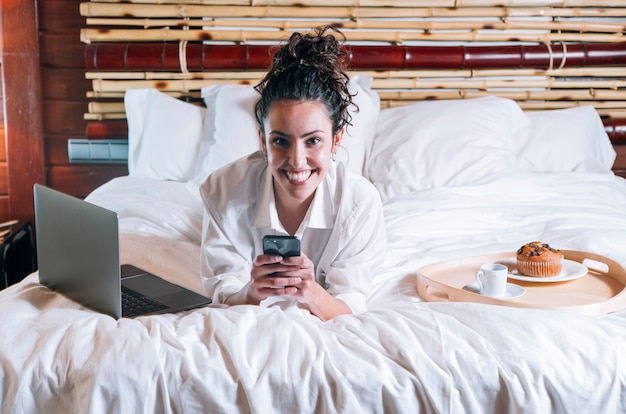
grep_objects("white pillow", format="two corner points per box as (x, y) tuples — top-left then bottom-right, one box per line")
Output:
(336, 75), (380, 175)
(125, 88), (205, 181)
(194, 84), (261, 184)
(194, 75), (380, 183)
(515, 106), (616, 173)
(367, 96), (529, 201)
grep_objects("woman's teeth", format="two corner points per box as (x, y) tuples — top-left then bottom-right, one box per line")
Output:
(286, 170), (311, 183)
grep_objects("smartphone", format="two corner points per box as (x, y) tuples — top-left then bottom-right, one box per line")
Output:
(262, 235), (301, 257)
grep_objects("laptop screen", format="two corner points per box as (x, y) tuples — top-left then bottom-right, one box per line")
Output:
(34, 184), (122, 317)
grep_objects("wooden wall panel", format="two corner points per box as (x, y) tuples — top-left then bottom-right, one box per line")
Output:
(0, 79), (5, 162)
(1, 0), (46, 224)
(39, 33), (86, 68)
(40, 0), (85, 31)
(42, 101), (87, 136)
(0, 47), (7, 202)
(0, 127), (5, 160)
(0, 80), (6, 190)
(42, 67), (91, 100)
(38, 21), (127, 200)
(0, 162), (7, 194)
(46, 138), (71, 165)
(0, 197), (9, 220)
(614, 146), (626, 179)
(39, 0), (127, 199)
(47, 165), (128, 198)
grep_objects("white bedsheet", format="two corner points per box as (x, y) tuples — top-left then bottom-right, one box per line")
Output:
(1, 172), (626, 413)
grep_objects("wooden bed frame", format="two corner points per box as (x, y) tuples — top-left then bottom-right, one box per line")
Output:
(79, 1), (626, 187)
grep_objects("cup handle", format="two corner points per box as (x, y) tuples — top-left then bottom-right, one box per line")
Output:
(476, 270), (484, 291)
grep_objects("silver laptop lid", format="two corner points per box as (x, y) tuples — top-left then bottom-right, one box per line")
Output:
(34, 184), (122, 317)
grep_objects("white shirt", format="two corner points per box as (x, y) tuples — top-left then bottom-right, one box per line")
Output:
(199, 151), (387, 313)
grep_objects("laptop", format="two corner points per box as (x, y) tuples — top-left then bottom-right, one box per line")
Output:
(33, 184), (211, 319)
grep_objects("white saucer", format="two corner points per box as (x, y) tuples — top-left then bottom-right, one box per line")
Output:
(462, 282), (525, 299)
(498, 258), (588, 283)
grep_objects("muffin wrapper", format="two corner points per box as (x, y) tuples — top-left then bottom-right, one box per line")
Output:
(517, 259), (563, 277)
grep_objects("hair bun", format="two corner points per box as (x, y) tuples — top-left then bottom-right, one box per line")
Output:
(254, 25), (356, 135)
(274, 26), (346, 75)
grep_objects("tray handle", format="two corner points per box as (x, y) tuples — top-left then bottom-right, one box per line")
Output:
(582, 258), (609, 274)
(416, 276), (452, 303)
(564, 250), (625, 284)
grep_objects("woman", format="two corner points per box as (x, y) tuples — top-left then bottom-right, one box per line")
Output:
(200, 26), (387, 321)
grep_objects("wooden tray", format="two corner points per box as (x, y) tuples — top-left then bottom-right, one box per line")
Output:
(416, 250), (626, 315)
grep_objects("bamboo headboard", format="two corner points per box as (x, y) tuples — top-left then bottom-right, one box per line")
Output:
(79, 1), (626, 177)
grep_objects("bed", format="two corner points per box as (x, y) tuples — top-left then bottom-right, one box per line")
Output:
(1, 80), (626, 412)
(3, 1), (626, 412)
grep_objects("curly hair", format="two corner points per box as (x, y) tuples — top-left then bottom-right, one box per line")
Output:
(254, 25), (357, 136)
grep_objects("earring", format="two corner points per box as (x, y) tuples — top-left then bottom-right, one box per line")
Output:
(331, 151), (336, 162)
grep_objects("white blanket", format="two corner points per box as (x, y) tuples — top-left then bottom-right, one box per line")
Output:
(1, 172), (626, 413)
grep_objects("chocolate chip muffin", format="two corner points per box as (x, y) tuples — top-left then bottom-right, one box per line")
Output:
(516, 241), (563, 277)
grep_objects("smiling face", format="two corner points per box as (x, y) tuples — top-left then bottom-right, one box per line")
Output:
(260, 100), (343, 210)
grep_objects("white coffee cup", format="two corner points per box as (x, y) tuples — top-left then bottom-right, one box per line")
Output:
(476, 263), (508, 298)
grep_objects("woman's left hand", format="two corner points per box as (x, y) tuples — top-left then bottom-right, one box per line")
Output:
(277, 255), (343, 312)
(261, 253), (352, 320)
(273, 254), (321, 301)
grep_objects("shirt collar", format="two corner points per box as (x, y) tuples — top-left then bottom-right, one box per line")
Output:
(253, 164), (336, 234)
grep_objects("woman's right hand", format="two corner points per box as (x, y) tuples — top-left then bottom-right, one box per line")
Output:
(247, 254), (304, 301)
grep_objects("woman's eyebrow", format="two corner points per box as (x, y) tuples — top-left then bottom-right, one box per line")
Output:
(269, 130), (290, 137)
(270, 129), (324, 138)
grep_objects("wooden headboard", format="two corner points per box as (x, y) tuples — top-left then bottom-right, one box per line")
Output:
(79, 1), (626, 188)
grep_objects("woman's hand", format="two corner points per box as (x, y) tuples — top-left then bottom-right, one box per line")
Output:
(248, 253), (351, 320)
(249, 253), (313, 301)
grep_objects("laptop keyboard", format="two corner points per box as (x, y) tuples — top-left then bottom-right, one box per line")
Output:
(122, 287), (168, 317)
